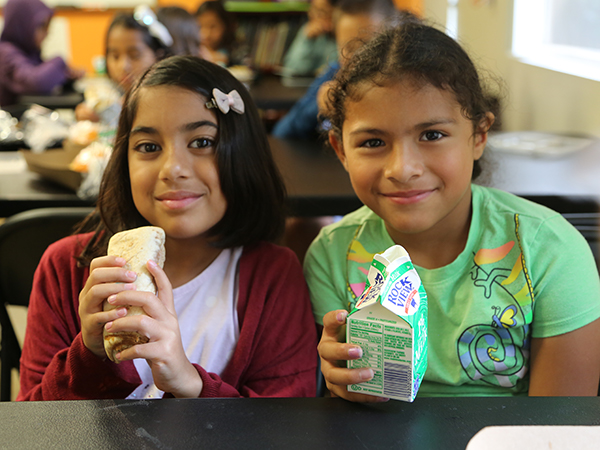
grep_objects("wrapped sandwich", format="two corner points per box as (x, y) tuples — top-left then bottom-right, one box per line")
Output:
(103, 226), (166, 363)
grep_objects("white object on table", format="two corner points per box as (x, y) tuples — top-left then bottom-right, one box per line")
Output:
(488, 131), (595, 157)
(467, 425), (600, 449)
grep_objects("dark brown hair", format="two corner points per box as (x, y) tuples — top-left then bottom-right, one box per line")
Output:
(76, 55), (286, 266)
(327, 22), (498, 180)
(157, 6), (200, 57)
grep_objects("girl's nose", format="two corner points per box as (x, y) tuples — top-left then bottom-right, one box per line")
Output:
(384, 141), (424, 183)
(159, 146), (190, 181)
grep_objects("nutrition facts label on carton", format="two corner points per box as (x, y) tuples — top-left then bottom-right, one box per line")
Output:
(348, 318), (413, 396)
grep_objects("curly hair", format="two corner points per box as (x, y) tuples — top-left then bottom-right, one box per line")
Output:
(327, 22), (499, 180)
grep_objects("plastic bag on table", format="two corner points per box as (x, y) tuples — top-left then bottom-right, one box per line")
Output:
(70, 140), (113, 200)
(20, 105), (70, 153)
(0, 109), (24, 145)
(76, 150), (110, 200)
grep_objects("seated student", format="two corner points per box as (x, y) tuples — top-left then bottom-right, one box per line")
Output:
(195, 0), (237, 67)
(75, 8), (174, 124)
(0, 0), (84, 108)
(271, 0), (410, 140)
(306, 22), (600, 401)
(281, 0), (338, 78)
(18, 55), (318, 400)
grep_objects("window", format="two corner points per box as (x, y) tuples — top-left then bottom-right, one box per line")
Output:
(512, 0), (600, 81)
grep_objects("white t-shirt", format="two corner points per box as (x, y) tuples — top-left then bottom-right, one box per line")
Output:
(127, 247), (243, 399)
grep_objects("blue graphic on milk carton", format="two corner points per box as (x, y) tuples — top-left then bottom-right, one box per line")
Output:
(356, 272), (384, 308)
(385, 272), (421, 315)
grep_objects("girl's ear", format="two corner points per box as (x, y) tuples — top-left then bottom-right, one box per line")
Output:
(473, 112), (495, 160)
(329, 131), (348, 171)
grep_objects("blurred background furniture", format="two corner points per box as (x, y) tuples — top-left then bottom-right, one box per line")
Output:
(0, 207), (93, 401)
(562, 212), (600, 272)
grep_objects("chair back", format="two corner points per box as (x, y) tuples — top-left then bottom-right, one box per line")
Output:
(562, 212), (600, 272)
(0, 207), (94, 401)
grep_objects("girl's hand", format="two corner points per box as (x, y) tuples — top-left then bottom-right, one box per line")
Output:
(318, 310), (389, 402)
(104, 261), (203, 398)
(78, 255), (138, 360)
(74, 102), (100, 122)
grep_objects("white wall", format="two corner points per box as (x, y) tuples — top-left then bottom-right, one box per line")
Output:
(423, 0), (600, 137)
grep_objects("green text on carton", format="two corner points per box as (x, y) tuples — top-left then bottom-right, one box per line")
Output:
(347, 245), (428, 402)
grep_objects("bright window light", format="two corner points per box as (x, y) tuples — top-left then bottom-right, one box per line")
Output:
(512, 0), (600, 81)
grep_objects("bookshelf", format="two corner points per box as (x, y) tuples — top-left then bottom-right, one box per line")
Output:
(225, 1), (310, 73)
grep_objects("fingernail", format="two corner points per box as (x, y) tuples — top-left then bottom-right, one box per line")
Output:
(336, 310), (347, 323)
(148, 260), (157, 269)
(116, 307), (127, 317)
(348, 346), (362, 359)
(359, 368), (374, 381)
(115, 257), (126, 265)
(107, 294), (117, 304)
(126, 271), (137, 280)
(105, 321), (112, 330)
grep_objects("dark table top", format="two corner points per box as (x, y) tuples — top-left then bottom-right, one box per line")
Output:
(249, 74), (309, 110)
(0, 156), (92, 217)
(0, 396), (598, 449)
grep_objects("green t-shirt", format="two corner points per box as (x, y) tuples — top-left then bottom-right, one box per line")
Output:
(304, 185), (600, 396)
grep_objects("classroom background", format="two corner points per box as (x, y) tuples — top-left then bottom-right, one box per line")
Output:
(1, 0), (599, 138)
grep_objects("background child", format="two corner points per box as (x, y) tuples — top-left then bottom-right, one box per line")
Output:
(18, 55), (318, 400)
(271, 0), (410, 140)
(281, 0), (338, 78)
(0, 0), (84, 108)
(195, 0), (237, 67)
(75, 10), (172, 123)
(306, 22), (600, 401)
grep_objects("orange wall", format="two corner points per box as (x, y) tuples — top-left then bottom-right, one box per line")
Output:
(54, 9), (115, 74)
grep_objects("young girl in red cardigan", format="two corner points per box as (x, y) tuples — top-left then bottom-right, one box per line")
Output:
(19, 56), (317, 400)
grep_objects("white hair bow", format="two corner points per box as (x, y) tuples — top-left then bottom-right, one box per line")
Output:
(133, 5), (174, 48)
(206, 89), (245, 115)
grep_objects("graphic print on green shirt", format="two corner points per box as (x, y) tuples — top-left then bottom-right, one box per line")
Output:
(458, 214), (533, 388)
(345, 214), (535, 389)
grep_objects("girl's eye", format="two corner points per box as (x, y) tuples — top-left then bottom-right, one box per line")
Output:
(134, 143), (160, 153)
(190, 137), (214, 149)
(360, 138), (385, 148)
(421, 130), (445, 141)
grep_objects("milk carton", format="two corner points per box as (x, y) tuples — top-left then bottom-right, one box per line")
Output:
(347, 245), (428, 402)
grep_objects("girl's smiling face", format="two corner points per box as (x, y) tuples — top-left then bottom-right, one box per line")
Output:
(198, 10), (226, 51)
(128, 86), (227, 243)
(331, 79), (490, 245)
(106, 26), (158, 91)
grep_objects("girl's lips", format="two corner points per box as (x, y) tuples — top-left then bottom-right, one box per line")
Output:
(157, 192), (202, 210)
(382, 190), (434, 205)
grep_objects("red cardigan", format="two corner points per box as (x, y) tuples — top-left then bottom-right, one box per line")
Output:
(18, 234), (318, 400)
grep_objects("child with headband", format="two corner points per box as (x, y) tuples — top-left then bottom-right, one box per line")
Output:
(19, 56), (318, 400)
(306, 22), (600, 401)
(75, 7), (175, 124)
